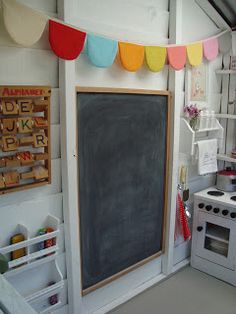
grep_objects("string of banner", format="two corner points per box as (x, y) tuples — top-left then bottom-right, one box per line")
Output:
(1, 0), (232, 72)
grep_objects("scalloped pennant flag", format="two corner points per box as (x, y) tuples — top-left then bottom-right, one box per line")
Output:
(145, 46), (166, 72)
(49, 20), (86, 60)
(119, 42), (144, 72)
(87, 35), (118, 67)
(167, 46), (186, 70)
(2, 0), (47, 47)
(203, 38), (219, 61)
(187, 43), (202, 66)
(218, 32), (232, 54)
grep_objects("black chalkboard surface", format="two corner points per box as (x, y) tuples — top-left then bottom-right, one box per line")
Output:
(77, 88), (171, 293)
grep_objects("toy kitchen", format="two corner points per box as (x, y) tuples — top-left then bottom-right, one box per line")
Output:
(191, 169), (236, 286)
(180, 107), (236, 286)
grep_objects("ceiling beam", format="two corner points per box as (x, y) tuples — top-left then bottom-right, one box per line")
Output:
(195, 0), (231, 30)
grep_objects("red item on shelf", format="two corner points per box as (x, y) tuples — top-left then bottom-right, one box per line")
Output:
(45, 227), (55, 256)
(175, 192), (191, 241)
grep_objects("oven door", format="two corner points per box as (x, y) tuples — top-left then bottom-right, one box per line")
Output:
(195, 211), (236, 270)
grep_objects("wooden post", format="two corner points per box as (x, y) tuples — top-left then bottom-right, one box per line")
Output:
(58, 0), (82, 312)
(162, 0), (183, 275)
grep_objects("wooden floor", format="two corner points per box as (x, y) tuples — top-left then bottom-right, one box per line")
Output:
(110, 266), (236, 314)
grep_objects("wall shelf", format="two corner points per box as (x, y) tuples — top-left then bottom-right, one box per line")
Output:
(216, 70), (236, 75)
(0, 215), (59, 273)
(0, 215), (63, 314)
(179, 118), (224, 156)
(217, 154), (236, 163)
(215, 114), (236, 119)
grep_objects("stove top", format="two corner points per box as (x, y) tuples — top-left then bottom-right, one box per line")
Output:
(231, 196), (236, 202)
(207, 191), (225, 197)
(195, 187), (236, 207)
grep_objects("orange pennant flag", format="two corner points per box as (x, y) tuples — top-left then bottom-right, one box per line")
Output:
(119, 42), (144, 72)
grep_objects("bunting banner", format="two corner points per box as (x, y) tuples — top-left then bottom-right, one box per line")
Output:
(203, 38), (219, 61)
(49, 20), (86, 60)
(218, 31), (232, 53)
(167, 46), (186, 70)
(87, 35), (118, 67)
(2, 0), (47, 47)
(186, 43), (202, 67)
(0, 0), (232, 72)
(119, 43), (144, 72)
(145, 46), (167, 72)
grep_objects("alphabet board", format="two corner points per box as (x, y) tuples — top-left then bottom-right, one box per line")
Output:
(0, 86), (51, 194)
(77, 87), (171, 294)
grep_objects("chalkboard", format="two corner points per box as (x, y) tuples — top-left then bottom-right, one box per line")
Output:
(77, 88), (171, 294)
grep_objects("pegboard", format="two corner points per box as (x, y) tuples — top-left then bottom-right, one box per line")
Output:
(0, 86), (51, 194)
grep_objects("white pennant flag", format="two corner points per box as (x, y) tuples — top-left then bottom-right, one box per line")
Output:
(2, 0), (48, 47)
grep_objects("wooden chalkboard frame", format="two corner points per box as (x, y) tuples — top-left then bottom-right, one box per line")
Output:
(76, 86), (172, 295)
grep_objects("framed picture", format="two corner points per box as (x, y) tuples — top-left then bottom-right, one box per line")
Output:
(230, 56), (236, 70)
(186, 63), (208, 107)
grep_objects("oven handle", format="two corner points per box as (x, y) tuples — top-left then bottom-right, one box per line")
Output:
(197, 226), (203, 232)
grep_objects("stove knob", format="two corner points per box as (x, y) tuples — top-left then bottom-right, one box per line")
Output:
(197, 226), (203, 232)
(198, 203), (205, 209)
(222, 209), (229, 216)
(230, 212), (236, 219)
(213, 208), (220, 214)
(205, 205), (212, 211)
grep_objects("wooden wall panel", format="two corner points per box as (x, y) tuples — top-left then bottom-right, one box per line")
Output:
(52, 124), (61, 159)
(17, 0), (57, 13)
(51, 88), (60, 125)
(0, 47), (58, 87)
(76, 56), (169, 90)
(0, 158), (62, 208)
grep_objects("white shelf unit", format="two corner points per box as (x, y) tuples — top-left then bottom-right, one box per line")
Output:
(217, 154), (236, 164)
(215, 114), (236, 120)
(215, 66), (236, 165)
(0, 215), (64, 314)
(179, 118), (224, 156)
(215, 112), (236, 164)
(216, 70), (236, 75)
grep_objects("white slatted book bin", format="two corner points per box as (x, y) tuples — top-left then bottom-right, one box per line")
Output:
(0, 215), (64, 313)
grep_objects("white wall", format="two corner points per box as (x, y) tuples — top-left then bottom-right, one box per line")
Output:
(174, 0), (230, 261)
(0, 0), (68, 312)
(75, 0), (169, 90)
(73, 0), (229, 310)
(0, 0), (231, 313)
(74, 1), (172, 313)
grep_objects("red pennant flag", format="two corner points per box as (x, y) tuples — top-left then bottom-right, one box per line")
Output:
(49, 20), (86, 60)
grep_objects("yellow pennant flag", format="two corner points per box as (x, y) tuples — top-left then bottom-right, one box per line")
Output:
(145, 46), (166, 72)
(187, 43), (203, 67)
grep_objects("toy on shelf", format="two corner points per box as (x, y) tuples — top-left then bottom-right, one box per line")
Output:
(0, 215), (59, 273)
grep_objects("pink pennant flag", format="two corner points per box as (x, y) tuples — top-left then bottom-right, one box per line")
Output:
(203, 38), (219, 61)
(167, 46), (186, 70)
(49, 20), (86, 60)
